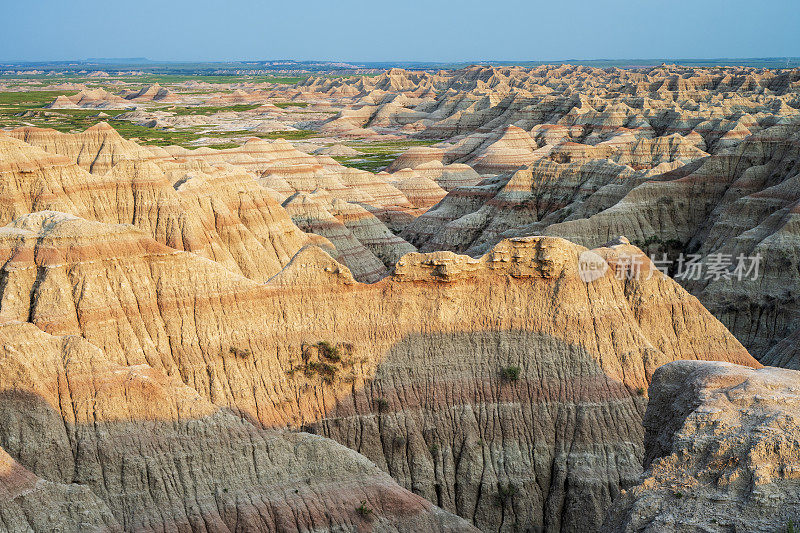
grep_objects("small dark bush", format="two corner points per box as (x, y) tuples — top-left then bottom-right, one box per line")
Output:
(500, 365), (521, 381)
(375, 397), (389, 412)
(307, 361), (337, 383)
(229, 346), (252, 359)
(317, 341), (341, 362)
(496, 484), (517, 506)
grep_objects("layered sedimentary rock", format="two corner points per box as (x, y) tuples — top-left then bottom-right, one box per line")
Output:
(121, 82), (176, 101)
(0, 317), (472, 532)
(379, 78), (800, 362)
(604, 361), (800, 533)
(45, 88), (129, 109)
(298, 65), (800, 149)
(313, 143), (362, 157)
(4, 125), (418, 225)
(388, 146), (447, 171)
(0, 135), (322, 282)
(389, 172), (448, 209)
(543, 118), (800, 360)
(326, 196), (418, 266)
(0, 209), (757, 532)
(0, 126), (424, 283)
(3, 64), (799, 532)
(282, 191), (390, 281)
(9, 123), (165, 174)
(401, 158), (644, 256)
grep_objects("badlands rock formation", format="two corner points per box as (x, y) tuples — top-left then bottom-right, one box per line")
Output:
(1, 64), (798, 532)
(0, 198), (757, 531)
(293, 65), (800, 364)
(45, 88), (129, 109)
(10, 122), (159, 173)
(0, 124), (420, 282)
(604, 361), (800, 533)
(0, 316), (472, 532)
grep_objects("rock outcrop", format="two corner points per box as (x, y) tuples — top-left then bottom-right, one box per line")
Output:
(0, 207), (757, 532)
(604, 361), (800, 533)
(0, 135), (322, 282)
(0, 317), (473, 532)
(45, 88), (129, 109)
(3, 63), (798, 532)
(9, 123), (163, 174)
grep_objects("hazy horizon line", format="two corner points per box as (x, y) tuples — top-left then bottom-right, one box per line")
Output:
(2, 56), (800, 65)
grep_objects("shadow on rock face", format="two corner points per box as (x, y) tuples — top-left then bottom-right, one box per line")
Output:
(0, 385), (475, 532)
(313, 330), (648, 533)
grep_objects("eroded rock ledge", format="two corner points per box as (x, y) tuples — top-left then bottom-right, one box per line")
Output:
(604, 361), (800, 533)
(0, 211), (759, 532)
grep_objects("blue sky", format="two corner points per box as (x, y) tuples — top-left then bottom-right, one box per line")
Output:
(2, 0), (798, 62)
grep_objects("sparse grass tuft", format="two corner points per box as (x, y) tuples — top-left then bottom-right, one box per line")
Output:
(168, 104), (261, 115)
(257, 129), (317, 140)
(306, 361), (337, 383)
(228, 346), (252, 359)
(273, 102), (310, 108)
(286, 341), (350, 384)
(316, 341), (341, 362)
(356, 501), (373, 519)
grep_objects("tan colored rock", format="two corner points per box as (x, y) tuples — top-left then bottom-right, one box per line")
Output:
(387, 146), (446, 171)
(282, 191), (389, 281)
(8, 123), (166, 174)
(45, 88), (129, 109)
(327, 196), (417, 267)
(313, 143), (362, 157)
(0, 317), (474, 532)
(0, 136), (320, 282)
(604, 361), (800, 533)
(0, 211), (757, 531)
(391, 174), (448, 209)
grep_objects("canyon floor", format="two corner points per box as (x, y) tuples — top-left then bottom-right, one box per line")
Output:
(0, 64), (798, 532)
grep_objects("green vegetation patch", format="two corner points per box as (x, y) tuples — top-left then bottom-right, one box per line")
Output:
(286, 341), (355, 385)
(273, 102), (310, 109)
(106, 120), (206, 146)
(0, 107), (128, 131)
(334, 139), (444, 172)
(0, 90), (69, 107)
(167, 104), (262, 115)
(256, 129), (317, 140)
(500, 365), (521, 381)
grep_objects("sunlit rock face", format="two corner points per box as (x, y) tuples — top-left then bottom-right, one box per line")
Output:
(0, 199), (756, 531)
(604, 361), (800, 533)
(1, 61), (798, 532)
